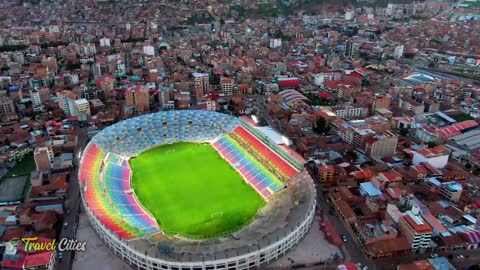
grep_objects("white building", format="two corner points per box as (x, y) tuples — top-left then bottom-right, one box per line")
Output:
(100, 37), (111, 47)
(345, 11), (355, 20)
(313, 73), (335, 86)
(332, 105), (367, 119)
(48, 25), (60, 33)
(394, 45), (404, 59)
(269, 38), (282, 49)
(207, 100), (216, 111)
(29, 89), (44, 112)
(143, 45), (155, 56)
(56, 91), (78, 117)
(387, 3), (396, 16)
(82, 43), (96, 55)
(411, 145), (450, 168)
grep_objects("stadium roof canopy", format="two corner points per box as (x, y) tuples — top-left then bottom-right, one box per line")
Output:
(278, 89), (309, 106)
(256, 126), (284, 145)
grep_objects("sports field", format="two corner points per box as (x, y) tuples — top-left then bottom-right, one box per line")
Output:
(130, 142), (265, 238)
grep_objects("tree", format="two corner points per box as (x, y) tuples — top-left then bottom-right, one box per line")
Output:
(314, 117), (328, 134)
(346, 150), (358, 161)
(427, 141), (436, 148)
(399, 128), (409, 136)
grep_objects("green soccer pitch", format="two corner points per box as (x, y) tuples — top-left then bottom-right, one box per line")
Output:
(130, 142), (266, 238)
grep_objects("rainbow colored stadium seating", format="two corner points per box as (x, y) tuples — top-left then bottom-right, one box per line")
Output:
(79, 143), (159, 239)
(80, 111), (303, 239)
(213, 135), (284, 198)
(232, 125), (299, 178)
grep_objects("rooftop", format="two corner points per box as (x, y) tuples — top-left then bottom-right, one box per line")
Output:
(360, 182), (383, 197)
(404, 211), (433, 234)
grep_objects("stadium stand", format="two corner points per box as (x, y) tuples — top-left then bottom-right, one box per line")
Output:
(79, 144), (159, 239)
(79, 111), (315, 270)
(92, 111), (240, 156)
(239, 122), (304, 169)
(80, 111), (303, 238)
(213, 135), (284, 198)
(231, 125), (299, 178)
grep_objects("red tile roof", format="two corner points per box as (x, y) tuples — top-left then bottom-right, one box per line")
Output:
(438, 120), (478, 138)
(386, 187), (402, 199)
(403, 214), (433, 234)
(3, 251), (53, 269)
(319, 165), (335, 172)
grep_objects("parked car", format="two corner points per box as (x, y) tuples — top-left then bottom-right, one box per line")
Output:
(63, 222), (68, 229)
(341, 234), (348, 242)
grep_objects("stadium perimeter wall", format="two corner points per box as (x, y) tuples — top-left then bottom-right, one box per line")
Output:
(81, 194), (315, 270)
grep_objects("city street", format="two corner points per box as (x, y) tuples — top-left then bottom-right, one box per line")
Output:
(56, 127), (88, 270)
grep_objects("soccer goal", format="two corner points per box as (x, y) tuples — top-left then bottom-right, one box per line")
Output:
(166, 149), (176, 154)
(211, 212), (224, 218)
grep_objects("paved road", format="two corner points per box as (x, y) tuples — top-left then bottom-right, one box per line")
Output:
(56, 127), (88, 270)
(314, 186), (379, 269)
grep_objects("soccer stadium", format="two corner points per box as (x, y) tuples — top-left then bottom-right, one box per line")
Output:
(79, 110), (316, 270)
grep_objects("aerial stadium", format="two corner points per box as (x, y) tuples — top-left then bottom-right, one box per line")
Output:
(79, 110), (316, 270)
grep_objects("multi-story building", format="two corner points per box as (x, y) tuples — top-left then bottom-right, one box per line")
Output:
(34, 145), (54, 171)
(158, 87), (174, 110)
(331, 116), (392, 150)
(174, 91), (191, 109)
(345, 40), (360, 59)
(56, 90), (78, 116)
(96, 76), (116, 99)
(220, 77), (234, 96)
(125, 84), (150, 112)
(398, 98), (425, 115)
(269, 38), (282, 49)
(313, 73), (335, 86)
(427, 179), (463, 203)
(355, 219), (398, 246)
(100, 37), (111, 47)
(394, 45), (404, 59)
(8, 86), (22, 102)
(206, 99), (216, 111)
(193, 72), (209, 101)
(73, 99), (91, 121)
(353, 129), (377, 149)
(38, 87), (50, 103)
(318, 164), (334, 182)
(0, 95), (15, 116)
(415, 96), (440, 113)
(372, 94), (391, 113)
(143, 45), (155, 56)
(412, 145), (450, 169)
(332, 104), (368, 119)
(365, 131), (398, 158)
(109, 55), (126, 77)
(398, 210), (433, 250)
(29, 89), (44, 112)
